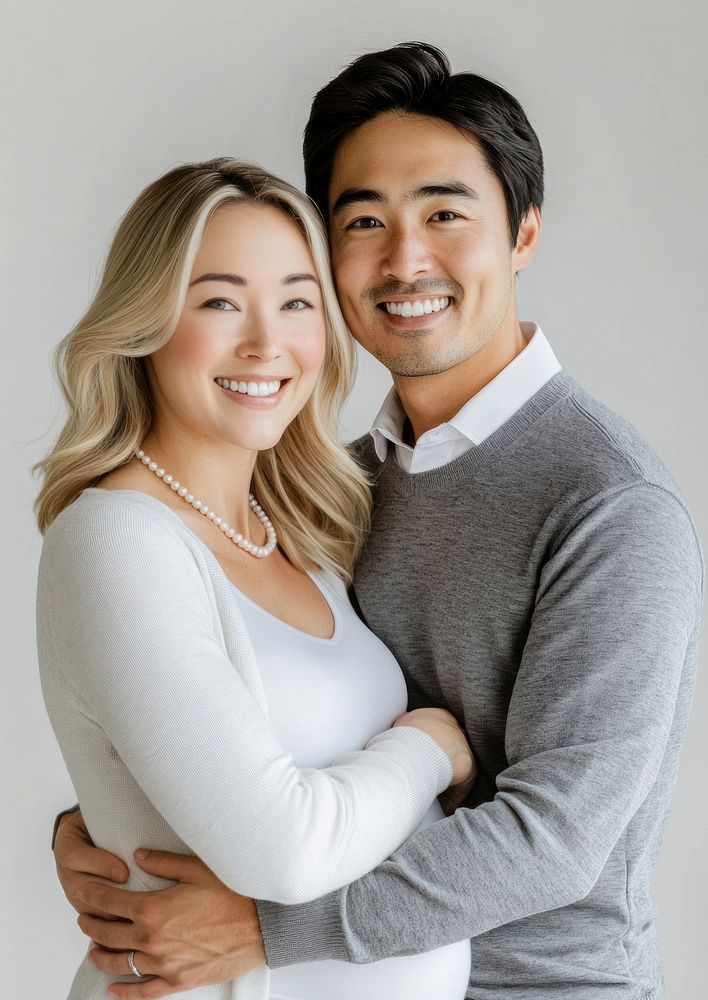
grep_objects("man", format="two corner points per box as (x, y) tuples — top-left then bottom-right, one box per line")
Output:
(54, 43), (703, 1000)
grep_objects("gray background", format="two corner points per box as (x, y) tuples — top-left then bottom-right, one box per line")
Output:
(1, 1), (706, 996)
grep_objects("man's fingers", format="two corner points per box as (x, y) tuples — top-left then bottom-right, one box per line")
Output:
(56, 817), (129, 883)
(134, 848), (206, 883)
(61, 845), (129, 883)
(77, 913), (136, 950)
(89, 947), (155, 979)
(77, 880), (143, 921)
(107, 977), (172, 1000)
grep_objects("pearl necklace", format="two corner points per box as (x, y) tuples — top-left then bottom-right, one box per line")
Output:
(134, 448), (277, 559)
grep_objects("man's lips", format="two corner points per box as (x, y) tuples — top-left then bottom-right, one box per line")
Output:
(375, 295), (453, 328)
(378, 295), (451, 318)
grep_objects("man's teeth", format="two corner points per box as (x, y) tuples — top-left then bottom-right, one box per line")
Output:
(216, 378), (282, 397)
(383, 297), (450, 317)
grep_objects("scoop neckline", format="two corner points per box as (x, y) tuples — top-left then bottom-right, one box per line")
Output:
(226, 571), (342, 645)
(82, 487), (341, 644)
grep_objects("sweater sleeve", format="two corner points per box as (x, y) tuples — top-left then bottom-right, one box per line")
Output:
(257, 482), (704, 964)
(37, 498), (451, 906)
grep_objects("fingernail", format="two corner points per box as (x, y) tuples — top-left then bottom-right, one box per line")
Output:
(135, 849), (149, 861)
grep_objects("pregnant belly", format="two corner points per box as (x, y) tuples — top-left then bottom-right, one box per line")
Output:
(268, 802), (471, 1000)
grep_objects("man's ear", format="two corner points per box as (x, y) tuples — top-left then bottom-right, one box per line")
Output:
(512, 205), (541, 275)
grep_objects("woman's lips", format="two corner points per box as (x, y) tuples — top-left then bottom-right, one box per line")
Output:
(215, 377), (291, 407)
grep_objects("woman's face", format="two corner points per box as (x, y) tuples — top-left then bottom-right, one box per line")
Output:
(147, 200), (327, 454)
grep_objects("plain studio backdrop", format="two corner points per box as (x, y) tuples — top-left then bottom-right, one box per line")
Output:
(2, 1), (706, 996)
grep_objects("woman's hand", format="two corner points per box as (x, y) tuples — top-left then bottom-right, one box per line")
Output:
(394, 707), (477, 815)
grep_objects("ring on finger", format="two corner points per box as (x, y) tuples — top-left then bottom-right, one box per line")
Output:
(127, 950), (144, 978)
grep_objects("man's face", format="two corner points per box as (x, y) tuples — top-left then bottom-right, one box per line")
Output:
(328, 111), (534, 377)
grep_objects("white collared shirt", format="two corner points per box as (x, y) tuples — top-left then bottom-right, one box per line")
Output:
(370, 322), (561, 474)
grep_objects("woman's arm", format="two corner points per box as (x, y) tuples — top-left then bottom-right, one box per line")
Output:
(39, 497), (460, 905)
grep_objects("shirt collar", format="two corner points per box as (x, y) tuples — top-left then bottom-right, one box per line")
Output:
(370, 323), (561, 462)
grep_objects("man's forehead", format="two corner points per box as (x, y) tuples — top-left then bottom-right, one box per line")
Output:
(329, 113), (488, 203)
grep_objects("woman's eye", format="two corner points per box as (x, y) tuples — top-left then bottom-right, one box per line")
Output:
(283, 299), (312, 311)
(431, 211), (458, 222)
(348, 217), (381, 230)
(204, 298), (235, 310)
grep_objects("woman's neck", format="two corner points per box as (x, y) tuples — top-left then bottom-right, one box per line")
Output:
(137, 428), (257, 537)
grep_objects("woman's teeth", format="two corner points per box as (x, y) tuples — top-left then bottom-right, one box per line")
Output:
(216, 378), (282, 397)
(383, 297), (450, 317)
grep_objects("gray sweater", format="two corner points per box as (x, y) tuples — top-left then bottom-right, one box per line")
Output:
(257, 372), (704, 999)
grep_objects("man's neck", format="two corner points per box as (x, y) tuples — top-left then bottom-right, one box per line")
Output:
(394, 321), (528, 441)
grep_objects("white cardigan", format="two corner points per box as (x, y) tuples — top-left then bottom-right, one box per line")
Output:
(37, 489), (451, 1000)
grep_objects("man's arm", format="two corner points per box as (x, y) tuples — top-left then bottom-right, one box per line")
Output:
(258, 483), (704, 966)
(58, 482), (703, 990)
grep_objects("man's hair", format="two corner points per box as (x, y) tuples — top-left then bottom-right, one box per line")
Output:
(304, 41), (544, 243)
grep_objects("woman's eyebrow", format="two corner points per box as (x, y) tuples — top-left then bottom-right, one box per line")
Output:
(189, 272), (319, 287)
(283, 273), (319, 285)
(189, 273), (246, 287)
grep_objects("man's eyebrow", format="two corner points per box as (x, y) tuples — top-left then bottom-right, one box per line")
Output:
(331, 181), (480, 217)
(331, 188), (387, 216)
(189, 272), (319, 287)
(411, 181), (480, 201)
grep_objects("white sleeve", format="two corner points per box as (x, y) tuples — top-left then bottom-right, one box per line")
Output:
(38, 499), (451, 904)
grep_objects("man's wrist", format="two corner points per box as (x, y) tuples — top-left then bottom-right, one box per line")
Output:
(51, 804), (79, 851)
(256, 891), (349, 969)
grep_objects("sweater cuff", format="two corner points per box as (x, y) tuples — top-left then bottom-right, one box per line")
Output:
(51, 803), (80, 851)
(257, 889), (349, 968)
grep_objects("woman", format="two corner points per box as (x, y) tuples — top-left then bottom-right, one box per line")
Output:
(36, 158), (474, 999)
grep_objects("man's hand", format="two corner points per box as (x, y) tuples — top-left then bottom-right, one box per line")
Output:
(79, 850), (265, 999)
(54, 809), (130, 915)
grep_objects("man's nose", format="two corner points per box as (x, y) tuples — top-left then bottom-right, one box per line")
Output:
(380, 224), (434, 283)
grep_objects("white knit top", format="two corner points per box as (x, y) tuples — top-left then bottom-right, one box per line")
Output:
(37, 489), (452, 1000)
(231, 577), (471, 1000)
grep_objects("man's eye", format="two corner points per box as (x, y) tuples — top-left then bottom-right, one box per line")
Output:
(204, 299), (235, 310)
(431, 211), (458, 222)
(348, 218), (381, 230)
(283, 299), (312, 311)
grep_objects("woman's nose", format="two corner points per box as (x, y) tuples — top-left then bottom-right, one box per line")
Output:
(236, 315), (282, 362)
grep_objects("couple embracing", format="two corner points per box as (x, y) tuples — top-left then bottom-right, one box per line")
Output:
(38, 42), (703, 1000)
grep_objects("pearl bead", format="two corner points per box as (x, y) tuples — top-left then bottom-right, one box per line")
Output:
(133, 447), (277, 559)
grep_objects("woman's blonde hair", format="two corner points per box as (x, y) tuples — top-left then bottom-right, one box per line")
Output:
(34, 157), (371, 580)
